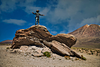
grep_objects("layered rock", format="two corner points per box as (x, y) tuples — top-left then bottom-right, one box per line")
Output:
(11, 25), (80, 57)
(11, 25), (52, 48)
(43, 40), (80, 57)
(47, 34), (76, 48)
(11, 25), (76, 48)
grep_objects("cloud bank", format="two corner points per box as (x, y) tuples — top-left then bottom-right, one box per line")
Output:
(0, 0), (100, 33)
(3, 19), (27, 26)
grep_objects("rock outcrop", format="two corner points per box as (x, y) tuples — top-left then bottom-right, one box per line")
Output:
(43, 40), (80, 57)
(11, 25), (80, 57)
(11, 25), (52, 48)
(47, 34), (76, 48)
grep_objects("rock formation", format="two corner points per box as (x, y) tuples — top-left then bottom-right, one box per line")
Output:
(11, 25), (80, 57)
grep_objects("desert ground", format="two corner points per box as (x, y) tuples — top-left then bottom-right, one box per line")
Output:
(0, 45), (100, 67)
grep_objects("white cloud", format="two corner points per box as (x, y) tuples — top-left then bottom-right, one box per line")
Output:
(40, 8), (50, 16)
(66, 15), (100, 33)
(0, 0), (50, 15)
(3, 19), (27, 26)
(0, 0), (17, 12)
(50, 0), (100, 33)
(25, 6), (41, 14)
(0, 0), (36, 12)
(0, 0), (100, 33)
(54, 0), (99, 23)
(59, 30), (66, 34)
(45, 0), (82, 24)
(50, 31), (57, 34)
(97, 15), (100, 23)
(80, 15), (100, 25)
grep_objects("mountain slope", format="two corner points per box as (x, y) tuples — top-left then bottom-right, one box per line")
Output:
(69, 24), (100, 37)
(69, 24), (100, 48)
(0, 40), (12, 44)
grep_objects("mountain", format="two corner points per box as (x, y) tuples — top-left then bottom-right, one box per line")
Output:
(0, 40), (12, 44)
(69, 24), (100, 37)
(69, 24), (100, 48)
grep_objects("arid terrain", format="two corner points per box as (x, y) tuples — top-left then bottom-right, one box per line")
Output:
(0, 24), (100, 67)
(0, 45), (100, 67)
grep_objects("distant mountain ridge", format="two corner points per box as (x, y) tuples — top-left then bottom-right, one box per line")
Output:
(69, 24), (100, 48)
(0, 40), (12, 44)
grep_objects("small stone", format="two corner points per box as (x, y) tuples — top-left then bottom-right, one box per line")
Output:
(42, 47), (51, 53)
(24, 53), (27, 56)
(32, 53), (43, 57)
(20, 46), (28, 52)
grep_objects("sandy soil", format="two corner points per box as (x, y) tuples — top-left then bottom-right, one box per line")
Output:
(0, 45), (100, 67)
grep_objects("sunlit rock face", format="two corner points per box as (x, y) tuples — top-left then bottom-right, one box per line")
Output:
(11, 25), (79, 57)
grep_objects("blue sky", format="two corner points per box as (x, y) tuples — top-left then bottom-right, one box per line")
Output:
(0, 0), (100, 42)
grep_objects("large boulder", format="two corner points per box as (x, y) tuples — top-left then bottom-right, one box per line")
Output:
(11, 25), (52, 48)
(11, 25), (76, 48)
(43, 40), (80, 57)
(47, 34), (77, 48)
(11, 25), (80, 57)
